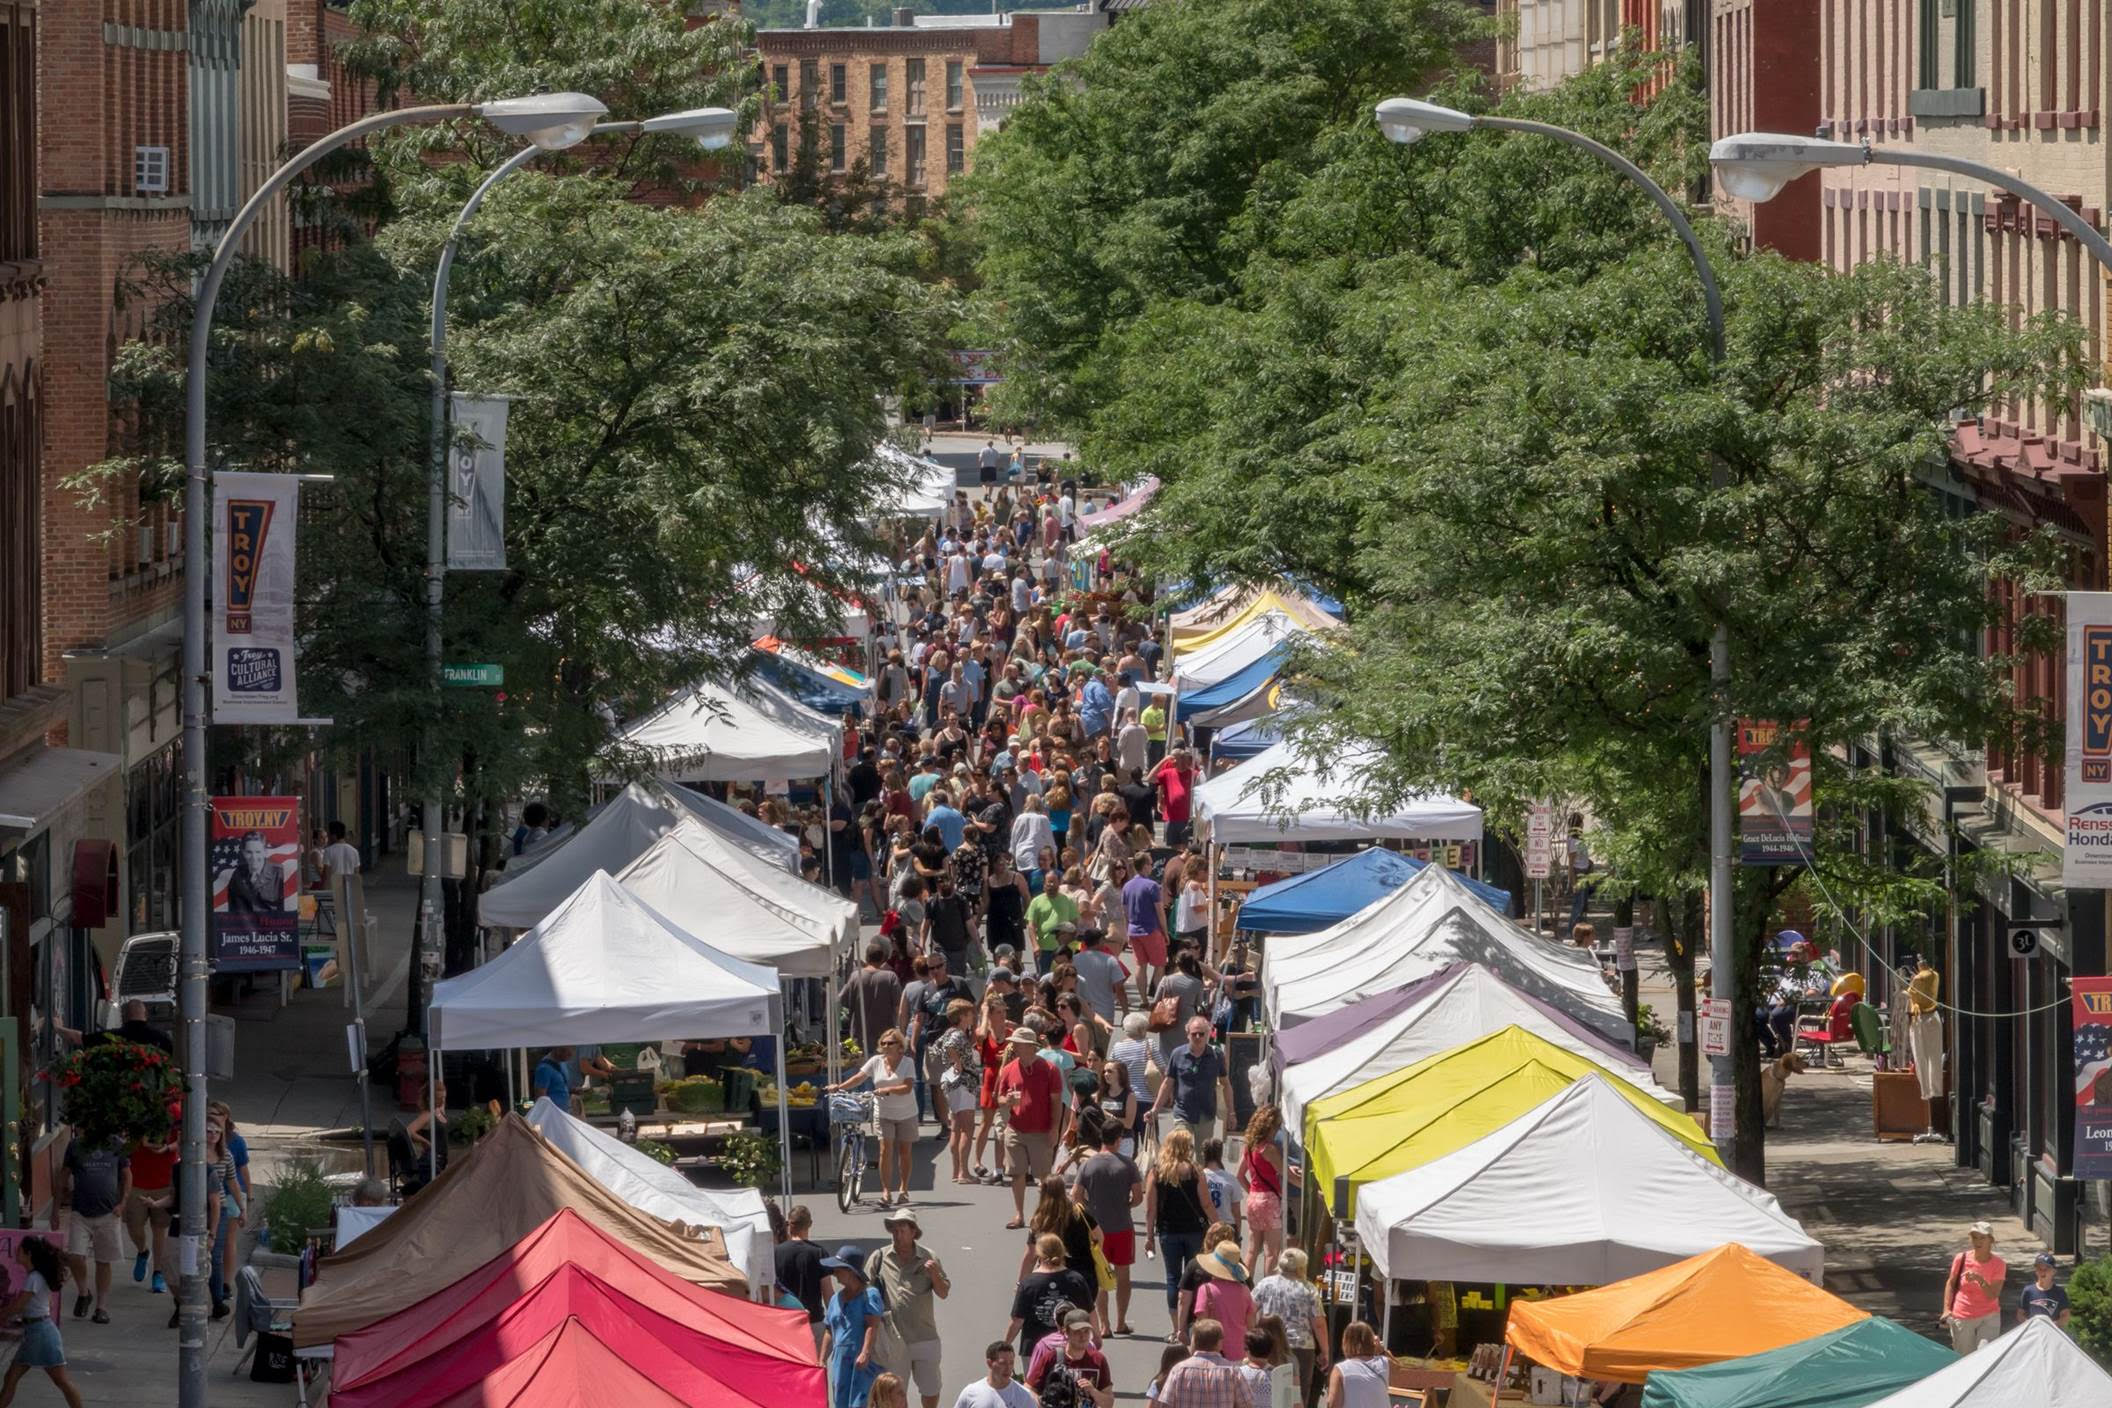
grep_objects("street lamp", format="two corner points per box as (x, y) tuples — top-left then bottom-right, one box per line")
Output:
(1711, 131), (2112, 272)
(1378, 96), (1742, 1158)
(177, 90), (603, 1408)
(415, 106), (739, 1174)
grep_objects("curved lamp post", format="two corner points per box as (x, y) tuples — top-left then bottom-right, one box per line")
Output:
(1710, 131), (2112, 274)
(1377, 96), (1741, 1158)
(417, 106), (738, 1184)
(176, 91), (604, 1408)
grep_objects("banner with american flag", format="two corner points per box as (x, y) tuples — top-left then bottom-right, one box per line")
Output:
(1736, 718), (1812, 865)
(210, 796), (302, 973)
(2075, 978), (2112, 1178)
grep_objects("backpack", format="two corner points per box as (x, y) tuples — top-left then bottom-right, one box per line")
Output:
(1040, 1354), (1081, 1408)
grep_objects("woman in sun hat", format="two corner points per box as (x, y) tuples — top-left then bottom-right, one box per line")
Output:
(819, 1245), (886, 1408)
(1191, 1241), (1254, 1352)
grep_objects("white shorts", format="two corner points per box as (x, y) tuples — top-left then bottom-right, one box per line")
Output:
(66, 1212), (121, 1263)
(945, 1084), (978, 1116)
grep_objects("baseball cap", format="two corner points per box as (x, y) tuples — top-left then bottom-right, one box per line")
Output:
(1969, 1220), (1994, 1238)
(2035, 1251), (2056, 1267)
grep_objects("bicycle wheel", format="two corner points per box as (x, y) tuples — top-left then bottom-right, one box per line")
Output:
(836, 1131), (863, 1213)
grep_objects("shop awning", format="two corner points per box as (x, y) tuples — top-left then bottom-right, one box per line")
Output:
(0, 746), (121, 834)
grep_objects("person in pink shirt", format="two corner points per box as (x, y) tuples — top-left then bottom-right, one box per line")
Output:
(1940, 1220), (2007, 1353)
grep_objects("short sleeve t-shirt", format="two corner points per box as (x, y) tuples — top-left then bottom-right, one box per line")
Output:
(776, 1238), (829, 1321)
(997, 1057), (1062, 1134)
(953, 1380), (1037, 1408)
(1949, 1252), (2006, 1320)
(532, 1059), (573, 1110)
(1010, 1267), (1093, 1355)
(1154, 765), (1193, 823)
(1073, 949), (1125, 1023)
(2020, 1281), (2070, 1320)
(1164, 1043), (1225, 1123)
(856, 1054), (920, 1122)
(1026, 890), (1081, 952)
(1121, 875), (1164, 937)
(1075, 1150), (1142, 1233)
(65, 1142), (129, 1218)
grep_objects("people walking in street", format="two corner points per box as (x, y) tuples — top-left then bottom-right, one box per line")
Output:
(819, 1245), (886, 1408)
(1940, 1220), (2006, 1353)
(827, 1028), (919, 1207)
(841, 941), (906, 1058)
(1026, 1308), (1115, 1408)
(53, 1133), (126, 1325)
(1020, 1174), (1102, 1306)
(0, 1237), (85, 1408)
(951, 1342), (1036, 1408)
(1238, 1106), (1286, 1276)
(1253, 1249), (1328, 1406)
(1151, 1017), (1232, 1148)
(1076, 1119), (1144, 1335)
(2020, 1251), (2071, 1326)
(996, 1028), (1065, 1228)
(776, 1205), (832, 1352)
(203, 1115), (243, 1319)
(934, 1000), (984, 1185)
(865, 1210), (951, 1408)
(1144, 1130), (1213, 1334)
(1192, 1243), (1255, 1357)
(121, 1127), (174, 1299)
(973, 992), (1014, 1184)
(1149, 955), (1209, 1078)
(1156, 1320), (1248, 1408)
(1008, 1234), (1093, 1359)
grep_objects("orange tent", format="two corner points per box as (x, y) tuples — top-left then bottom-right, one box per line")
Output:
(1504, 1243), (1865, 1384)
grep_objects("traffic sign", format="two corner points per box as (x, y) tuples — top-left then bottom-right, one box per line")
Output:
(1700, 996), (1732, 1057)
(1525, 803), (1553, 880)
(442, 663), (504, 687)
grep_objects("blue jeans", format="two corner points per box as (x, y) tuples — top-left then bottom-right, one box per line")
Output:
(1157, 1231), (1204, 1321)
(209, 1213), (232, 1305)
(913, 1042), (934, 1121)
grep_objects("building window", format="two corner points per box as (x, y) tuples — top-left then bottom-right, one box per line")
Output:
(870, 126), (889, 176)
(1917, 0), (1939, 89)
(905, 124), (926, 186)
(1954, 0), (1975, 87)
(800, 58), (819, 109)
(830, 123), (846, 171)
(870, 62), (889, 111)
(772, 64), (788, 102)
(946, 122), (964, 173)
(771, 124), (789, 172)
(946, 59), (964, 110)
(831, 62), (847, 104)
(907, 58), (926, 116)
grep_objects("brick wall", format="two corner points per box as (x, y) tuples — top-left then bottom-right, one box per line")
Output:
(1710, 0), (1822, 261)
(756, 29), (983, 199)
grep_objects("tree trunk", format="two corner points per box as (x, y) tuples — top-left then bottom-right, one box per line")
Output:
(1615, 893), (1639, 1039)
(1729, 871), (1782, 1186)
(1669, 889), (1701, 1112)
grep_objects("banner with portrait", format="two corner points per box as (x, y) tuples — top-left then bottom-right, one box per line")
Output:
(1736, 718), (1813, 865)
(210, 796), (302, 972)
(2073, 976), (2112, 1178)
(211, 471), (301, 723)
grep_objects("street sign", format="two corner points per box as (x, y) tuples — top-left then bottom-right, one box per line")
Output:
(1525, 802), (1553, 880)
(442, 662), (503, 687)
(1701, 996), (1732, 1057)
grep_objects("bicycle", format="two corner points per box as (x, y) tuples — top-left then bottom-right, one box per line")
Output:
(829, 1090), (878, 1213)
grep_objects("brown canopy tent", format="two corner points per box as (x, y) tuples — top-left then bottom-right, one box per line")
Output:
(294, 1114), (743, 1348)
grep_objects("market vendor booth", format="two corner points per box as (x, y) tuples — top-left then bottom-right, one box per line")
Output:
(1638, 1318), (1955, 1408)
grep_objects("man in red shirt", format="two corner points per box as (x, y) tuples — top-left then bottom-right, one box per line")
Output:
(1151, 749), (1196, 848)
(1026, 1309), (1115, 1407)
(995, 1027), (1062, 1228)
(124, 1128), (177, 1308)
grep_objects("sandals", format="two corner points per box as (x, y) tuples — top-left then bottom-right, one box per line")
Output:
(972, 1165), (994, 1182)
(1004, 1218), (1026, 1230)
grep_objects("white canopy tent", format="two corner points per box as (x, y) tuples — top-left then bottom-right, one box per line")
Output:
(869, 442), (957, 519)
(1263, 862), (1496, 971)
(480, 781), (799, 930)
(612, 817), (855, 979)
(1271, 905), (1629, 1038)
(619, 677), (840, 784)
(1353, 1076), (1825, 1285)
(522, 1097), (774, 1297)
(1172, 611), (1319, 690)
(1194, 739), (1482, 844)
(1279, 964), (1670, 1134)
(429, 873), (796, 1202)
(1860, 1317), (2112, 1408)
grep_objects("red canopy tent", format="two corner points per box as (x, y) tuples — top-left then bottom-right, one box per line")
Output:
(427, 1318), (706, 1408)
(331, 1209), (820, 1408)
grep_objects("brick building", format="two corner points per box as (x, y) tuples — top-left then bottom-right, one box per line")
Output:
(1817, 0), (2108, 1252)
(1494, 0), (1694, 92)
(1707, 0), (1821, 259)
(752, 6), (1106, 201)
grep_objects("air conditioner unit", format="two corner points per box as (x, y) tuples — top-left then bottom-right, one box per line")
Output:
(134, 145), (171, 195)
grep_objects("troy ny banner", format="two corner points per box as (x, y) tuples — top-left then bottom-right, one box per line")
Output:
(2065, 593), (2112, 887)
(212, 471), (300, 723)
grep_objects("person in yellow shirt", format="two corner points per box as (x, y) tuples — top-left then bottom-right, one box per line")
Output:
(1140, 698), (1168, 767)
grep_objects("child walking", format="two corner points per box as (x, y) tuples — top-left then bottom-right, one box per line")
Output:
(0, 1236), (84, 1408)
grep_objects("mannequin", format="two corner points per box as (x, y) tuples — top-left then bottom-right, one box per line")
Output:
(1906, 955), (1946, 1143)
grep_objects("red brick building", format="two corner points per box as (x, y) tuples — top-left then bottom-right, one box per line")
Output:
(1707, 0), (1821, 260)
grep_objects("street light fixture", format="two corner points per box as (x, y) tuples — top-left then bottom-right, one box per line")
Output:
(413, 106), (741, 1110)
(1712, 131), (2112, 272)
(1377, 96), (1742, 1159)
(176, 91), (601, 1408)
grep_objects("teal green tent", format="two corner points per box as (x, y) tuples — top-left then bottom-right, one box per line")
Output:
(1639, 1318), (1956, 1408)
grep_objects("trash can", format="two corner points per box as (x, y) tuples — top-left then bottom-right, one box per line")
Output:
(396, 1036), (428, 1111)
(205, 1014), (236, 1082)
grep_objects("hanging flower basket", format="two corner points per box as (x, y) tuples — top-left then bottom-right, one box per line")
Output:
(51, 1040), (181, 1150)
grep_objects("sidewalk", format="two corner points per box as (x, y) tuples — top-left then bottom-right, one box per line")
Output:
(50, 858), (424, 1403)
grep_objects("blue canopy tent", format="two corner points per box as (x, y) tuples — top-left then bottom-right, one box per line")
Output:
(751, 649), (869, 716)
(1211, 713), (1286, 762)
(1176, 645), (1290, 723)
(1237, 846), (1513, 932)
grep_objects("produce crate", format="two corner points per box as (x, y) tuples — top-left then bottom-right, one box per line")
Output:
(606, 1070), (659, 1117)
(667, 1077), (726, 1114)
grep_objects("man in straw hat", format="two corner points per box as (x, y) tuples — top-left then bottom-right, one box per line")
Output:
(865, 1208), (951, 1408)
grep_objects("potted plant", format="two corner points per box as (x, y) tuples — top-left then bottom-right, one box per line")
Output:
(1634, 1004), (1673, 1061)
(52, 1039), (180, 1151)
(260, 1155), (335, 1252)
(719, 1131), (781, 1189)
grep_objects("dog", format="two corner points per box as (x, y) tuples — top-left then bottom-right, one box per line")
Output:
(1760, 1050), (1808, 1128)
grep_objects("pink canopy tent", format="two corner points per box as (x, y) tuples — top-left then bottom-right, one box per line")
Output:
(1078, 475), (1160, 531)
(330, 1209), (819, 1408)
(426, 1318), (723, 1408)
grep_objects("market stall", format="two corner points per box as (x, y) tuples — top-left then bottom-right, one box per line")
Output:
(430, 874), (799, 1202)
(1172, 609), (1324, 690)
(1503, 1243), (1866, 1385)
(1304, 1026), (1713, 1218)
(1076, 473), (1160, 532)
(1196, 739), (1482, 845)
(1352, 1076), (1824, 1288)
(329, 1208), (819, 1408)
(1171, 585), (1340, 645)
(1855, 1317), (2112, 1408)
(522, 1096), (774, 1296)
(1276, 963), (1660, 1135)
(293, 1116), (744, 1348)
(1638, 1318), (1955, 1408)
(1210, 711), (1288, 763)
(612, 819), (856, 978)
(751, 636), (873, 716)
(1176, 646), (1294, 725)
(1239, 848), (1511, 934)
(619, 676), (840, 785)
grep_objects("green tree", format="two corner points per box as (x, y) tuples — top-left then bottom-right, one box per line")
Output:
(972, 28), (2082, 1179)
